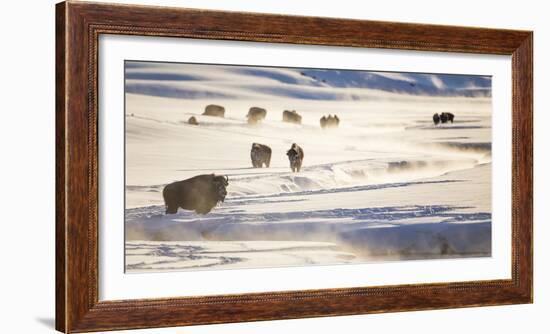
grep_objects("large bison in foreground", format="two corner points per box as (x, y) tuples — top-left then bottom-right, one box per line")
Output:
(283, 110), (302, 124)
(250, 143), (272, 168)
(286, 143), (304, 172)
(163, 174), (229, 215)
(202, 104), (225, 117)
(247, 107), (267, 124)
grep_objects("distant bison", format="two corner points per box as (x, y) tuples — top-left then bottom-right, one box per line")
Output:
(202, 104), (225, 117)
(188, 116), (199, 125)
(247, 107), (267, 124)
(250, 143), (272, 168)
(320, 114), (340, 128)
(433, 112), (455, 125)
(432, 113), (440, 125)
(440, 112), (455, 124)
(163, 174), (229, 215)
(283, 110), (302, 124)
(286, 143), (304, 172)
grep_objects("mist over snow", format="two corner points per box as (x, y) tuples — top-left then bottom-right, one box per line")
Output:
(124, 61), (493, 273)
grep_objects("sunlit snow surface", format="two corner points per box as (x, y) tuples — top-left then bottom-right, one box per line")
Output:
(124, 62), (492, 273)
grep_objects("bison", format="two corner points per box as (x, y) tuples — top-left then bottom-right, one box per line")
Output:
(440, 112), (455, 124)
(247, 107), (267, 124)
(320, 114), (340, 128)
(163, 174), (229, 215)
(202, 104), (225, 117)
(320, 116), (327, 128)
(432, 113), (440, 126)
(286, 143), (304, 172)
(250, 143), (272, 168)
(283, 110), (302, 124)
(188, 116), (199, 125)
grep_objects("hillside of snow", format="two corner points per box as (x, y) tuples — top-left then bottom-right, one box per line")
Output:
(125, 61), (491, 100)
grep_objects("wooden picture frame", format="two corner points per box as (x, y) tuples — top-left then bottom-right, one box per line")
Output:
(56, 1), (533, 332)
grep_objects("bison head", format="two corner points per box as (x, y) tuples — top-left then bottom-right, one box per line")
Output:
(287, 150), (297, 159)
(212, 175), (229, 202)
(287, 146), (300, 163)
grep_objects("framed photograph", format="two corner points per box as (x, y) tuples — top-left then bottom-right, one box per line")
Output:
(56, 1), (532, 332)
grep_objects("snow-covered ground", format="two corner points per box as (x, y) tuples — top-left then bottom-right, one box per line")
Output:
(124, 61), (492, 273)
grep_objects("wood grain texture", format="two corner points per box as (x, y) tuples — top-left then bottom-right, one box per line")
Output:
(55, 2), (67, 332)
(511, 34), (533, 301)
(55, 1), (533, 332)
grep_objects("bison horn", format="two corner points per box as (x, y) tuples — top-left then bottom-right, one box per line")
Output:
(225, 175), (229, 183)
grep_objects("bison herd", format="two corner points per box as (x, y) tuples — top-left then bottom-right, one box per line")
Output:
(163, 142), (304, 215)
(190, 104), (341, 128)
(251, 142), (305, 172)
(166, 105), (457, 215)
(251, 142), (304, 172)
